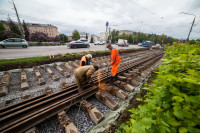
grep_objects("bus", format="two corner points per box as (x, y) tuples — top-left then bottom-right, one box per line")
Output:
(142, 41), (154, 47)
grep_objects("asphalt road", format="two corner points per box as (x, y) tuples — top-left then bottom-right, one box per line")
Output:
(0, 44), (143, 59)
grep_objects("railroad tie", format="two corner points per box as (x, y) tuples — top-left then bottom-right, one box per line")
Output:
(33, 67), (45, 85)
(68, 61), (79, 68)
(0, 71), (11, 96)
(62, 62), (75, 73)
(102, 83), (128, 100)
(113, 80), (134, 92)
(45, 65), (59, 81)
(58, 53), (65, 57)
(57, 111), (79, 133)
(21, 69), (29, 90)
(60, 82), (69, 89)
(0, 101), (6, 109)
(44, 86), (53, 95)
(80, 100), (104, 125)
(22, 93), (32, 100)
(54, 64), (70, 78)
(95, 90), (118, 110)
(24, 127), (38, 133)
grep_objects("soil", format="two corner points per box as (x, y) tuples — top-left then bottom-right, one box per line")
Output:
(0, 48), (148, 71)
(106, 71), (157, 133)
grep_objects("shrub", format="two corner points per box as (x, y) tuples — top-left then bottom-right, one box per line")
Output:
(119, 44), (200, 133)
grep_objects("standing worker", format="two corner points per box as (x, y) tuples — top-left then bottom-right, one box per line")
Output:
(80, 54), (92, 67)
(74, 65), (99, 92)
(106, 44), (121, 80)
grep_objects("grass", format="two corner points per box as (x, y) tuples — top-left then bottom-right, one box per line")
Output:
(0, 56), (48, 65)
(0, 48), (139, 66)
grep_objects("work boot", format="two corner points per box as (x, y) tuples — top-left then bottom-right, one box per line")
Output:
(109, 76), (115, 85)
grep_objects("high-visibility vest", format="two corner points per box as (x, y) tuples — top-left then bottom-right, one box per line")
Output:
(80, 56), (87, 66)
(110, 48), (121, 65)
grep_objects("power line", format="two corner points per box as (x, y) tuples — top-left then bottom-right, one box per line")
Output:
(127, 0), (163, 19)
(0, 10), (101, 34)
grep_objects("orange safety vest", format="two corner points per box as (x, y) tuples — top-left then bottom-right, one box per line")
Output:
(110, 48), (121, 66)
(80, 56), (87, 66)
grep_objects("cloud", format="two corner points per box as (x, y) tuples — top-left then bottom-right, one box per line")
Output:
(0, 0), (199, 39)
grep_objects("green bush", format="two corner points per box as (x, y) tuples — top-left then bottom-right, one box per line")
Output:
(118, 44), (200, 133)
(28, 42), (67, 46)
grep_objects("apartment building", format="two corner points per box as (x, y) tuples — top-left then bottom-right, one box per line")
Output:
(1, 20), (58, 37)
(118, 30), (133, 35)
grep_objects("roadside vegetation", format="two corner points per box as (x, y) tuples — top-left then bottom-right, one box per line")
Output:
(0, 56), (48, 66)
(0, 49), (110, 66)
(28, 42), (67, 46)
(116, 43), (200, 133)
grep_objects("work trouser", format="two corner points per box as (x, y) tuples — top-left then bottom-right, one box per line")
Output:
(111, 63), (119, 76)
(74, 72), (87, 92)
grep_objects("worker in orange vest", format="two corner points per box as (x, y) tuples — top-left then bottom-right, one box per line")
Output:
(106, 44), (121, 80)
(80, 54), (92, 67)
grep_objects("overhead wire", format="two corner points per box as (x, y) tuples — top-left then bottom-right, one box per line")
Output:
(0, 10), (101, 34)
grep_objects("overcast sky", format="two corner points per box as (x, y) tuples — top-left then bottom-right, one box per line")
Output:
(0, 0), (199, 39)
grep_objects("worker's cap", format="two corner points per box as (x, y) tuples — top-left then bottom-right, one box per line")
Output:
(86, 54), (92, 58)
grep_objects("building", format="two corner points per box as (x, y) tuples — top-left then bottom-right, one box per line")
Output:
(88, 34), (100, 42)
(118, 30), (133, 35)
(28, 23), (58, 37)
(79, 32), (88, 39)
(68, 36), (73, 42)
(100, 32), (108, 42)
(1, 20), (59, 38)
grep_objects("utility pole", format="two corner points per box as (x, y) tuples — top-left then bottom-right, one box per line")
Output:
(11, 0), (24, 39)
(108, 27), (111, 43)
(187, 17), (195, 42)
(179, 12), (196, 42)
(105, 21), (109, 51)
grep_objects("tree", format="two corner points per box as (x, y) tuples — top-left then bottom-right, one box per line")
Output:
(29, 31), (48, 44)
(127, 34), (133, 44)
(59, 33), (68, 42)
(0, 21), (7, 41)
(54, 35), (60, 42)
(22, 20), (30, 41)
(90, 36), (94, 43)
(0, 21), (6, 31)
(72, 29), (80, 40)
(8, 19), (21, 37)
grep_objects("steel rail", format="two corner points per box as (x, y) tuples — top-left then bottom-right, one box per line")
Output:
(0, 51), (163, 133)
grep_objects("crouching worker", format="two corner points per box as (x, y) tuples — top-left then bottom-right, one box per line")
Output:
(74, 65), (99, 92)
(80, 54), (92, 66)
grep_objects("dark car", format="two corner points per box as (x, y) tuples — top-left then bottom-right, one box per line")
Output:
(68, 41), (90, 48)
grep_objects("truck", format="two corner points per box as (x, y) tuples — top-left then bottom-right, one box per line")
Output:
(142, 41), (154, 47)
(117, 39), (129, 47)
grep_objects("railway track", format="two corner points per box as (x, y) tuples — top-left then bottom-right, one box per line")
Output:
(0, 50), (163, 133)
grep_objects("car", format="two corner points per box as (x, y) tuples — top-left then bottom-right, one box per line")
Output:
(79, 38), (89, 44)
(68, 41), (90, 48)
(0, 38), (29, 48)
(117, 39), (129, 47)
(138, 43), (142, 46)
(99, 41), (105, 45)
(94, 41), (100, 45)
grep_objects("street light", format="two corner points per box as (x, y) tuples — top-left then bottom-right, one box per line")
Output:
(109, 24), (119, 43)
(179, 12), (196, 42)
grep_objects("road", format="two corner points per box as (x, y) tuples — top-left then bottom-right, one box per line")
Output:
(0, 44), (142, 59)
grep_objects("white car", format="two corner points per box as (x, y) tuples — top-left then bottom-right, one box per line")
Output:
(94, 41), (100, 45)
(138, 43), (142, 46)
(94, 41), (105, 45)
(99, 41), (105, 45)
